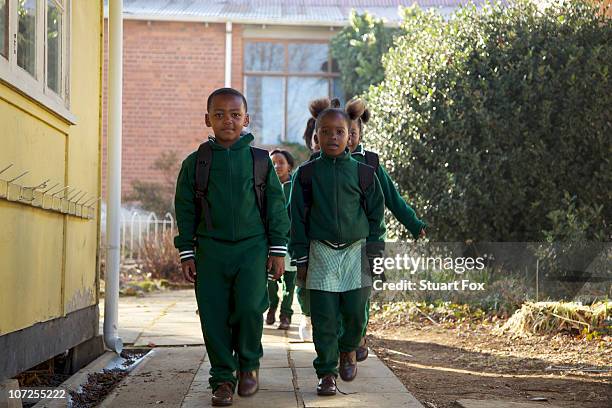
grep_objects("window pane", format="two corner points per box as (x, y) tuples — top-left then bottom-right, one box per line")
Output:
(47, 0), (62, 94)
(246, 76), (285, 145)
(18, 0), (37, 76)
(286, 77), (329, 143)
(0, 0), (7, 58)
(244, 42), (284, 72)
(332, 78), (345, 106)
(288, 43), (329, 73)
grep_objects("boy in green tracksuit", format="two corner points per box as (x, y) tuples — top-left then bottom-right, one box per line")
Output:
(266, 149), (297, 330)
(174, 88), (290, 407)
(345, 98), (427, 361)
(290, 98), (386, 396)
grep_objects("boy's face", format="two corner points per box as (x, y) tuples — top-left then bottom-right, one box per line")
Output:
(348, 120), (361, 152)
(205, 94), (249, 144)
(317, 112), (349, 157)
(271, 153), (291, 182)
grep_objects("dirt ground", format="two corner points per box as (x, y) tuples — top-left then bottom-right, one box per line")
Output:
(368, 317), (611, 408)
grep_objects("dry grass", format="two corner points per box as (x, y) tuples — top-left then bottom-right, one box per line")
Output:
(495, 301), (610, 337)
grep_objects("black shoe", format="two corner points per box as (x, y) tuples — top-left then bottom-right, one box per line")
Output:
(278, 315), (291, 330)
(356, 337), (368, 362)
(316, 374), (337, 396)
(266, 308), (276, 325)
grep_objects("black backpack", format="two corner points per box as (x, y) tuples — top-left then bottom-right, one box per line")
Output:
(298, 159), (375, 226)
(363, 150), (380, 173)
(194, 141), (269, 230)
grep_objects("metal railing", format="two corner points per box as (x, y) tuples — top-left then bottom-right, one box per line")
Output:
(118, 211), (175, 262)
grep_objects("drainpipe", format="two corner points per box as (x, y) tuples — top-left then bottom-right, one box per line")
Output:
(225, 21), (232, 87)
(104, 0), (124, 354)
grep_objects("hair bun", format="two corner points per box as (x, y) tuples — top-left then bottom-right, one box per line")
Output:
(309, 98), (332, 118)
(345, 98), (366, 121)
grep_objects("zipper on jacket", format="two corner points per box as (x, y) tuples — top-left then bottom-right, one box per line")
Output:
(228, 148), (236, 241)
(333, 158), (342, 242)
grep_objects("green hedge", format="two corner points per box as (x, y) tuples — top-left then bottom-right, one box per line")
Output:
(359, 1), (611, 241)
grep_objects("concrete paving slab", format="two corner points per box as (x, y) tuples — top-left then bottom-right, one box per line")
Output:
(134, 335), (204, 346)
(101, 347), (204, 408)
(301, 391), (424, 407)
(455, 400), (560, 408)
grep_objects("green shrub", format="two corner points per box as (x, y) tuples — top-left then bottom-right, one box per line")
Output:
(330, 11), (401, 99)
(364, 1), (611, 241)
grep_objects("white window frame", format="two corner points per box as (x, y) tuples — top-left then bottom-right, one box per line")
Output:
(0, 0), (74, 123)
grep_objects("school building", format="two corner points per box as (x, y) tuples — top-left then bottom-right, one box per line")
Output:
(102, 0), (478, 195)
(0, 0), (105, 380)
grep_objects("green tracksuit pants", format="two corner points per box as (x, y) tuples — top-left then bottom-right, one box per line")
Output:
(309, 287), (371, 378)
(296, 286), (311, 317)
(195, 235), (268, 390)
(267, 270), (297, 318)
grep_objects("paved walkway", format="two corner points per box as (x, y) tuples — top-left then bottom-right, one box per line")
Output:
(100, 290), (423, 407)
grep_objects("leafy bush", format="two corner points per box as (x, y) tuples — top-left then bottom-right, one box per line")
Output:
(363, 1), (611, 241)
(330, 11), (401, 99)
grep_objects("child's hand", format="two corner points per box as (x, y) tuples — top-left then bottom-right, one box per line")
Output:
(267, 256), (285, 280)
(419, 228), (426, 239)
(181, 259), (197, 283)
(297, 265), (308, 282)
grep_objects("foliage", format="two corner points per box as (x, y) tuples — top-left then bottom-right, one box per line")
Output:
(139, 229), (183, 282)
(363, 0), (611, 241)
(126, 151), (180, 216)
(330, 11), (401, 99)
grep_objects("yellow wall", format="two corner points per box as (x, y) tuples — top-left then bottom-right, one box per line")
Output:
(0, 1), (103, 334)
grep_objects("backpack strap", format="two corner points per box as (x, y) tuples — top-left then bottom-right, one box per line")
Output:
(194, 141), (213, 231)
(357, 162), (376, 213)
(251, 146), (269, 225)
(364, 150), (380, 172)
(299, 160), (316, 229)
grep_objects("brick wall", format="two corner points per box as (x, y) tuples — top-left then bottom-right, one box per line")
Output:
(102, 20), (244, 196)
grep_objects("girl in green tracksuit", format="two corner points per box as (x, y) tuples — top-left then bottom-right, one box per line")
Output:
(345, 98), (427, 361)
(266, 149), (297, 330)
(289, 98), (386, 396)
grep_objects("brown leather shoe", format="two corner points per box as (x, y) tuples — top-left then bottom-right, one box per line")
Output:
(237, 370), (259, 397)
(339, 351), (357, 382)
(278, 315), (291, 330)
(356, 337), (368, 362)
(266, 308), (276, 325)
(211, 382), (233, 406)
(316, 374), (337, 396)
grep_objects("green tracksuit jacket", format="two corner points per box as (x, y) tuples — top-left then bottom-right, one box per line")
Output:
(311, 145), (426, 239)
(289, 149), (386, 266)
(174, 133), (290, 259)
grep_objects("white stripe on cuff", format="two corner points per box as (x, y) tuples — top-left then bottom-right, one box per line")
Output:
(180, 253), (195, 260)
(269, 245), (287, 250)
(179, 250), (194, 255)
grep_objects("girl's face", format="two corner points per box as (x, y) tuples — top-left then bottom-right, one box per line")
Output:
(271, 153), (291, 182)
(317, 112), (349, 157)
(348, 120), (361, 152)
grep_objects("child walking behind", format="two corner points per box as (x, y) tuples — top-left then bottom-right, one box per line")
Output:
(266, 149), (297, 330)
(345, 98), (427, 362)
(290, 98), (386, 396)
(174, 88), (290, 407)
